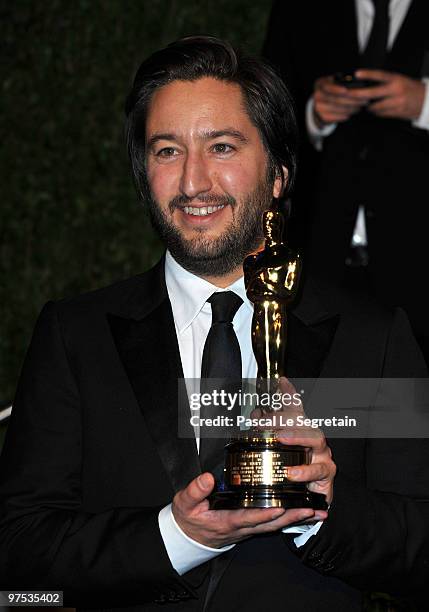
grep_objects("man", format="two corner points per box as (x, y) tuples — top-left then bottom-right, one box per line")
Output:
(0, 36), (428, 611)
(263, 0), (429, 362)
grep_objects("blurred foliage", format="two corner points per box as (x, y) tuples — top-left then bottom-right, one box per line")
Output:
(0, 0), (270, 404)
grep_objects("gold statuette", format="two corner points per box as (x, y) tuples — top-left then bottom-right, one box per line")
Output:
(210, 205), (327, 509)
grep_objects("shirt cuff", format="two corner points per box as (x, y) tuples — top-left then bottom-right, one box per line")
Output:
(158, 504), (235, 576)
(412, 79), (429, 131)
(306, 97), (337, 151)
(283, 520), (324, 547)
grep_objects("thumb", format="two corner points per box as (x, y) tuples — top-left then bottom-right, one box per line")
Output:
(181, 472), (215, 510)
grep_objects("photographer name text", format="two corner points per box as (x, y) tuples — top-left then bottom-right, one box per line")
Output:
(190, 414), (357, 429)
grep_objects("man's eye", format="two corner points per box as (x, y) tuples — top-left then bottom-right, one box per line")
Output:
(156, 147), (177, 157)
(212, 143), (234, 154)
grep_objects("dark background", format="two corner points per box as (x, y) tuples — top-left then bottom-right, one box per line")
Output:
(0, 1), (270, 444)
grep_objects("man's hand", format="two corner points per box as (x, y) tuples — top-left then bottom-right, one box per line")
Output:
(313, 75), (370, 127)
(253, 377), (337, 506)
(172, 473), (327, 549)
(350, 70), (426, 120)
(279, 430), (336, 506)
(275, 378), (336, 505)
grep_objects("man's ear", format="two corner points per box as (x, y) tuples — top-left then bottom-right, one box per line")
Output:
(272, 166), (289, 199)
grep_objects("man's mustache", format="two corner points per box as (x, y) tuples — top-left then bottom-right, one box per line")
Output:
(168, 193), (236, 214)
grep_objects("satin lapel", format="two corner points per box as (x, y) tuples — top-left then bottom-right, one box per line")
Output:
(286, 312), (340, 380)
(286, 277), (340, 380)
(386, 0), (427, 71)
(108, 262), (200, 494)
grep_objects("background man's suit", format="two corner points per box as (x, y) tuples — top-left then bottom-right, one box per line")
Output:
(263, 0), (429, 361)
(1, 257), (429, 611)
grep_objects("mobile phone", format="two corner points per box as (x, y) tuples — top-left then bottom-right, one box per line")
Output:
(334, 72), (381, 88)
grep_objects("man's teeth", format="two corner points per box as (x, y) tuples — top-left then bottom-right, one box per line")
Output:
(183, 204), (225, 216)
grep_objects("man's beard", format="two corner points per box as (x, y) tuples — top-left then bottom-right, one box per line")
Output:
(146, 178), (273, 277)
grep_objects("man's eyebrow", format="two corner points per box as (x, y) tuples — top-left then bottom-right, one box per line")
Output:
(146, 133), (177, 149)
(201, 129), (249, 143)
(146, 128), (250, 149)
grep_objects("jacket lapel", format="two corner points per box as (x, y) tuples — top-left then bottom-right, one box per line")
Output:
(108, 258), (201, 494)
(287, 278), (340, 379)
(386, 0), (428, 73)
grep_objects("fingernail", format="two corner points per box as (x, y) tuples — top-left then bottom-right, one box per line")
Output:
(271, 508), (285, 519)
(314, 512), (326, 520)
(299, 510), (315, 520)
(198, 473), (211, 490)
(288, 468), (301, 478)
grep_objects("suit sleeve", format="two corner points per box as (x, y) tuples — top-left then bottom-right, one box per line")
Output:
(295, 308), (429, 596)
(0, 302), (199, 607)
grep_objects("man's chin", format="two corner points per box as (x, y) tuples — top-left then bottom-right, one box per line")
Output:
(168, 241), (245, 277)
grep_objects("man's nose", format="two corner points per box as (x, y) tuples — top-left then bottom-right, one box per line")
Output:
(179, 151), (213, 199)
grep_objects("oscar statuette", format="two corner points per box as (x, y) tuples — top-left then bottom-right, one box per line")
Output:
(210, 205), (327, 509)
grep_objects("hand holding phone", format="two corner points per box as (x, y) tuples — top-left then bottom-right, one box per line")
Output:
(334, 72), (382, 89)
(312, 74), (373, 127)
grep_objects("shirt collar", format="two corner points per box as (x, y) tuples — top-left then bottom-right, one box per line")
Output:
(164, 250), (253, 335)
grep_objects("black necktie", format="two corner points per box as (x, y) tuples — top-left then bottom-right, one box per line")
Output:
(199, 291), (243, 474)
(360, 0), (390, 69)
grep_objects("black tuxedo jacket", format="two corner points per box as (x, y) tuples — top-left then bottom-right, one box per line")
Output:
(1, 258), (429, 611)
(263, 1), (429, 350)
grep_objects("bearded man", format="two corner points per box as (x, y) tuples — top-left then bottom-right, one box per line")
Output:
(1, 36), (428, 612)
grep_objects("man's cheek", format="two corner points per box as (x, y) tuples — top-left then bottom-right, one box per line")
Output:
(218, 165), (255, 195)
(147, 169), (177, 204)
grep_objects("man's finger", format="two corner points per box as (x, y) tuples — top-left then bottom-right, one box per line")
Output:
(240, 507), (318, 535)
(355, 68), (393, 82)
(286, 462), (333, 483)
(227, 506), (287, 529)
(346, 84), (392, 100)
(316, 102), (362, 122)
(179, 472), (215, 510)
(277, 432), (326, 450)
(320, 110), (359, 123)
(300, 510), (329, 524)
(320, 86), (370, 105)
(368, 98), (397, 113)
(318, 81), (350, 96)
(278, 376), (297, 394)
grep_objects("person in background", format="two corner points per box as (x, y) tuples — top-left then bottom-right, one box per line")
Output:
(263, 0), (429, 363)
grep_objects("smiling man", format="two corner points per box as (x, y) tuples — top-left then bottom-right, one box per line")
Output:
(1, 36), (429, 612)
(144, 77), (277, 283)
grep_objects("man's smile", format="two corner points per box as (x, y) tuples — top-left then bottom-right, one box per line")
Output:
(182, 204), (225, 216)
(175, 201), (231, 229)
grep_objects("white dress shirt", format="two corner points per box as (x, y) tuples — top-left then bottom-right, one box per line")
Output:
(158, 251), (323, 575)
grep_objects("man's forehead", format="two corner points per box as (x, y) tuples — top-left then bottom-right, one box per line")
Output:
(145, 77), (256, 138)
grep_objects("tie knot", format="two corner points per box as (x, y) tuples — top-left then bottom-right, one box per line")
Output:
(207, 292), (243, 324)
